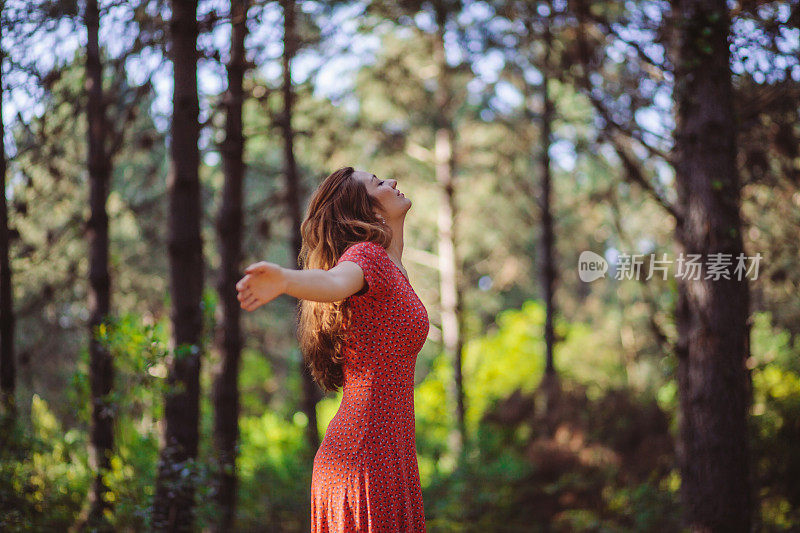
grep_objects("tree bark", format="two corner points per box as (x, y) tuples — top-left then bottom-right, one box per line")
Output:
(281, 0), (321, 452)
(535, 8), (562, 421)
(672, 1), (754, 530)
(83, 0), (115, 527)
(153, 0), (204, 529)
(0, 1), (16, 423)
(212, 0), (249, 529)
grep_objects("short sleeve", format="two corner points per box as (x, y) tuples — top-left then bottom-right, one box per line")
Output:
(336, 241), (391, 300)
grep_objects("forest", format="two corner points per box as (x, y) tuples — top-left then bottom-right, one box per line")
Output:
(1, 0), (799, 531)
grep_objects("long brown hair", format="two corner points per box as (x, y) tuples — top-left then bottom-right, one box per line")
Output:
(296, 167), (392, 393)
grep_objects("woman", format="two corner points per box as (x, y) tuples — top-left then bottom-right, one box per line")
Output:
(235, 167), (429, 532)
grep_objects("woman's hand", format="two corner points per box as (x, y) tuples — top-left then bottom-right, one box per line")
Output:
(236, 261), (287, 312)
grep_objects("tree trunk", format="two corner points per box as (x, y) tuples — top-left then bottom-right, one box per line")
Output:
(672, 1), (753, 531)
(83, 0), (115, 527)
(281, 0), (321, 453)
(432, 20), (465, 452)
(0, 3), (15, 423)
(535, 11), (561, 422)
(153, 0), (203, 529)
(212, 0), (249, 529)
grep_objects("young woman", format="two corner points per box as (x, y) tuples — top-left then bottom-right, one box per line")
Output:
(235, 167), (429, 532)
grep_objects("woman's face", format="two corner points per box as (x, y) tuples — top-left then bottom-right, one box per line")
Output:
(353, 169), (411, 219)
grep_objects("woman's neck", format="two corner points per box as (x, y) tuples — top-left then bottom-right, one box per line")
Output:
(386, 218), (405, 265)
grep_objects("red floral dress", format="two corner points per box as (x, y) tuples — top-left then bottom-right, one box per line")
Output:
(310, 240), (429, 532)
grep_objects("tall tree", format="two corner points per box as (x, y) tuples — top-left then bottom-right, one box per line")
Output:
(489, 0), (566, 416)
(82, 0), (115, 527)
(534, 2), (560, 414)
(565, 1), (755, 525)
(212, 0), (250, 529)
(281, 0), (320, 452)
(153, 0), (204, 529)
(0, 0), (14, 423)
(672, 0), (753, 529)
(430, 0), (466, 453)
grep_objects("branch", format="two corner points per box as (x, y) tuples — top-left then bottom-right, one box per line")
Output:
(571, 0), (679, 224)
(582, 9), (671, 75)
(601, 129), (680, 221)
(607, 185), (676, 358)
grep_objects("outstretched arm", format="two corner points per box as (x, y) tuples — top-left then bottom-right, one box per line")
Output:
(236, 260), (366, 311)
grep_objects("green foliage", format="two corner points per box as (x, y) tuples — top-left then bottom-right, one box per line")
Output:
(316, 392), (343, 436)
(748, 312), (800, 529)
(0, 311), (172, 531)
(5, 301), (800, 531)
(417, 298), (682, 531)
(462, 300), (546, 432)
(0, 396), (89, 532)
(93, 312), (171, 529)
(236, 410), (312, 531)
(239, 349), (277, 417)
(415, 353), (457, 483)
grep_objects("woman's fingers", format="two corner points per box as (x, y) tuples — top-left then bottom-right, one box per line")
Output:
(244, 263), (264, 274)
(236, 275), (250, 291)
(238, 262), (280, 310)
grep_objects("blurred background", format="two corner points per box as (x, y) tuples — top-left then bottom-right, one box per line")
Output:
(0, 0), (798, 531)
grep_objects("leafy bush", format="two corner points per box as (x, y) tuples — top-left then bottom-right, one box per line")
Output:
(748, 312), (800, 530)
